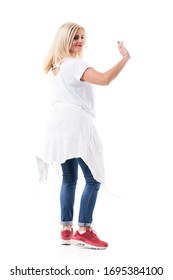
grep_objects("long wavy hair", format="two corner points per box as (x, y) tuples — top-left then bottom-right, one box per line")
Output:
(43, 22), (86, 73)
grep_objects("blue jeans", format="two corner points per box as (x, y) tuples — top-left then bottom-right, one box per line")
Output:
(60, 158), (101, 226)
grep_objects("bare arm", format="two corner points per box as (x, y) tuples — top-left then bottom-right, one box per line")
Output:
(81, 41), (130, 86)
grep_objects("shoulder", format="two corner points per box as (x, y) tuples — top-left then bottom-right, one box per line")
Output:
(63, 57), (90, 67)
(72, 58), (91, 71)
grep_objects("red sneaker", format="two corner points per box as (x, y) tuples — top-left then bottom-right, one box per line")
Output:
(61, 227), (73, 245)
(73, 228), (108, 249)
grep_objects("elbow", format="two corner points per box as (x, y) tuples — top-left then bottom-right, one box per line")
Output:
(104, 80), (111, 86)
(101, 74), (111, 86)
(102, 79), (110, 86)
(100, 75), (110, 86)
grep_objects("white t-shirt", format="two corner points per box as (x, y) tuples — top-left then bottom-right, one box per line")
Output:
(36, 58), (105, 184)
(51, 58), (95, 117)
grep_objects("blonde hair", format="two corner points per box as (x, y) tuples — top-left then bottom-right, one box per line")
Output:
(43, 22), (86, 73)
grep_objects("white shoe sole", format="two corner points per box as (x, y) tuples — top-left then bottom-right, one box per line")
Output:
(61, 239), (72, 245)
(72, 239), (107, 250)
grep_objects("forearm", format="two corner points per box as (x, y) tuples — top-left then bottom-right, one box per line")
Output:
(103, 55), (130, 85)
(81, 41), (131, 86)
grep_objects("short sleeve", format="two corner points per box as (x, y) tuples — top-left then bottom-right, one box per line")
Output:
(73, 59), (91, 80)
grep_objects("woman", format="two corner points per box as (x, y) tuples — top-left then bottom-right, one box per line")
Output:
(36, 22), (130, 249)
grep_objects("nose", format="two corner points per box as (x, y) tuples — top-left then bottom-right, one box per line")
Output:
(77, 37), (82, 43)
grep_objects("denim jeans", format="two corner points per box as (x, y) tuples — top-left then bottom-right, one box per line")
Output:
(60, 158), (101, 226)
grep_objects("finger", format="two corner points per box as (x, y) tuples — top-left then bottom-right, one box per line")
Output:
(117, 41), (123, 49)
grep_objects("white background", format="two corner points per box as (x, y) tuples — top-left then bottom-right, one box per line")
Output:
(0, 0), (173, 279)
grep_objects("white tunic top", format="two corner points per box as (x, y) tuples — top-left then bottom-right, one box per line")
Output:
(36, 58), (105, 184)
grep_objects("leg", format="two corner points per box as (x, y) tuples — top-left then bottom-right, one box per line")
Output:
(73, 158), (108, 249)
(77, 158), (101, 227)
(60, 158), (78, 226)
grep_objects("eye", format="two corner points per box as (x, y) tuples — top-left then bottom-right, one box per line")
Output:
(73, 35), (85, 40)
(74, 35), (79, 40)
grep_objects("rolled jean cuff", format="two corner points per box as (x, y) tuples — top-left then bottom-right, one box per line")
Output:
(61, 221), (73, 226)
(78, 222), (91, 227)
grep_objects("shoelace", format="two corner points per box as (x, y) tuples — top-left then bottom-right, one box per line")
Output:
(87, 227), (99, 238)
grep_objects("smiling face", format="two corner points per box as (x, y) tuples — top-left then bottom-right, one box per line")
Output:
(70, 28), (85, 57)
